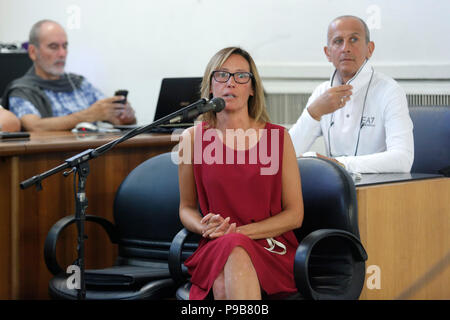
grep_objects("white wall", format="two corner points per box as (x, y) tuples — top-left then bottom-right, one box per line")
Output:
(1, 0), (449, 124)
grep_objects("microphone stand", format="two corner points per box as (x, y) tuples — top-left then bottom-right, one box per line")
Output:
(20, 98), (208, 300)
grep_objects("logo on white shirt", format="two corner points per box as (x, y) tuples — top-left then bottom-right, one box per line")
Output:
(361, 116), (376, 127)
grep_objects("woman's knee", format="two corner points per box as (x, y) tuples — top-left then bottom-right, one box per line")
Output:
(224, 246), (262, 299)
(228, 246), (253, 267)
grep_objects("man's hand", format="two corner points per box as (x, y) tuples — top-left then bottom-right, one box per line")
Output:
(19, 96), (136, 131)
(84, 96), (126, 124)
(83, 96), (136, 125)
(315, 152), (346, 169)
(307, 85), (353, 121)
(116, 102), (136, 125)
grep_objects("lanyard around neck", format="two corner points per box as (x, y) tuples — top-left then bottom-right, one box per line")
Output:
(328, 66), (375, 157)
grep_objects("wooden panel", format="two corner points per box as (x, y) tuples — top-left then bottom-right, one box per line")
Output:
(358, 178), (450, 299)
(0, 131), (176, 156)
(0, 157), (13, 299)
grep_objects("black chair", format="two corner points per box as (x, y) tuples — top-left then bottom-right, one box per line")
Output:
(409, 106), (450, 175)
(44, 152), (193, 299)
(169, 157), (368, 300)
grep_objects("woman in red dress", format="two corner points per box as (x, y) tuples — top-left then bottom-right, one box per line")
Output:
(178, 47), (304, 300)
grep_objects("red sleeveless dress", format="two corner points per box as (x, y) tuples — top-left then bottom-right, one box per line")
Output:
(184, 122), (299, 300)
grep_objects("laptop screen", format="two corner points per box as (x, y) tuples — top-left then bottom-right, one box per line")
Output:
(153, 77), (203, 123)
(0, 52), (33, 102)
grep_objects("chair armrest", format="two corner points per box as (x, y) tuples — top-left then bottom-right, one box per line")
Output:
(294, 229), (368, 300)
(168, 228), (192, 284)
(44, 214), (118, 275)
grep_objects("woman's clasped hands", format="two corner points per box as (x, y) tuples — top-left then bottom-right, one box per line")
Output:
(200, 213), (237, 239)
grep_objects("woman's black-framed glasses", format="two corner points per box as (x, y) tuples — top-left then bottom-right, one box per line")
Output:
(212, 71), (253, 84)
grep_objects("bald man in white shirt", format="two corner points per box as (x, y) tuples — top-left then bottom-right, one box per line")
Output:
(289, 15), (413, 173)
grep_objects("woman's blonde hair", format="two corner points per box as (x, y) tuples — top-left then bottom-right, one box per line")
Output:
(199, 47), (270, 127)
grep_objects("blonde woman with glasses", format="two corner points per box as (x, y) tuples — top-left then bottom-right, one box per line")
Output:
(178, 47), (304, 300)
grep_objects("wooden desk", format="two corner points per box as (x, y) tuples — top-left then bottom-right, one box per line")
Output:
(357, 176), (450, 300)
(0, 131), (178, 299)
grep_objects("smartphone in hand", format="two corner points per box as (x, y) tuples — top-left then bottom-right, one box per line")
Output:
(114, 90), (128, 104)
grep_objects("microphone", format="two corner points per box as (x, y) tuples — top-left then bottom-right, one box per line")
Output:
(168, 97), (225, 124)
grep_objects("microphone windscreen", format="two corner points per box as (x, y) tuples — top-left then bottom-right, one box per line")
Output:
(211, 97), (225, 112)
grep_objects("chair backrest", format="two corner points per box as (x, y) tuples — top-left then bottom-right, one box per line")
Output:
(409, 106), (450, 174)
(113, 152), (184, 263)
(295, 157), (359, 241)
